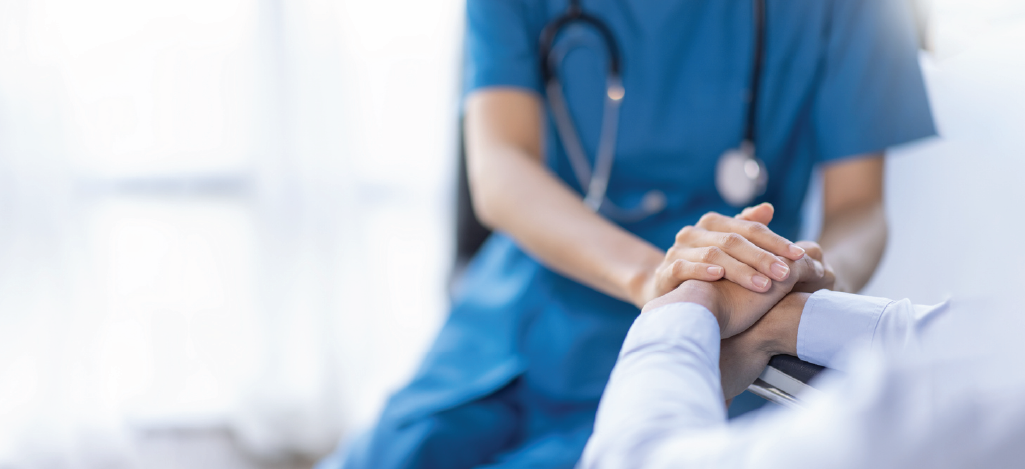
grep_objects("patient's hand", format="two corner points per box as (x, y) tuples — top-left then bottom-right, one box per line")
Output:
(643, 243), (825, 339)
(719, 292), (808, 399)
(790, 241), (835, 293)
(716, 243), (832, 398)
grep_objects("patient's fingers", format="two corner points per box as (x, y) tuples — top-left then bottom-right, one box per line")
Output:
(792, 255), (825, 283)
(795, 240), (824, 262)
(696, 211), (805, 261)
(791, 252), (836, 293)
(735, 202), (774, 225)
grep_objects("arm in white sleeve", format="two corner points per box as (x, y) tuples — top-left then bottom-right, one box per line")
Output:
(579, 302), (728, 469)
(796, 290), (949, 370)
(580, 296), (955, 469)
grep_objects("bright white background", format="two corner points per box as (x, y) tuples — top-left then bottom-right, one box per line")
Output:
(0, 0), (462, 464)
(0, 0), (1022, 467)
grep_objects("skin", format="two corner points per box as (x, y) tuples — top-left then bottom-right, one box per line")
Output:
(716, 240), (835, 400)
(641, 248), (824, 340)
(705, 159), (887, 400)
(716, 242), (832, 400)
(719, 292), (808, 399)
(644, 252), (825, 401)
(465, 89), (694, 308)
(819, 154), (887, 293)
(466, 89), (880, 308)
(466, 85), (889, 409)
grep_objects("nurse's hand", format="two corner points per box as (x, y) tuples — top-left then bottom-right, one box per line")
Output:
(642, 251), (825, 339)
(640, 203), (806, 304)
(718, 244), (831, 399)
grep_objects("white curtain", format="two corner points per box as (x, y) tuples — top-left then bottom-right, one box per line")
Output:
(0, 0), (460, 465)
(233, 0), (462, 457)
(0, 11), (124, 464)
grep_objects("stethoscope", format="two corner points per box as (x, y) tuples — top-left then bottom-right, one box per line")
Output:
(540, 0), (769, 222)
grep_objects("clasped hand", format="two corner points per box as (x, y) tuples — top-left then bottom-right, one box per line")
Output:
(641, 202), (832, 338)
(634, 203), (830, 307)
(640, 204), (835, 402)
(642, 244), (826, 339)
(642, 236), (829, 402)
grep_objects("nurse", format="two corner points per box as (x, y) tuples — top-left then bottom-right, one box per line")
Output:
(323, 0), (935, 467)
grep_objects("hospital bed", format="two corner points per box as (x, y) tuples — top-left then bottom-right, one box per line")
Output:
(748, 355), (826, 408)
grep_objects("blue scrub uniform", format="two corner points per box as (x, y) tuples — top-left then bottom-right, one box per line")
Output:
(324, 1), (934, 468)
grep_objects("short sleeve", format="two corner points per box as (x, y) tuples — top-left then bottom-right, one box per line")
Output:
(813, 0), (936, 162)
(464, 0), (544, 95)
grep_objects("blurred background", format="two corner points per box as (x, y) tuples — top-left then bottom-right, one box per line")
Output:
(0, 0), (1023, 467)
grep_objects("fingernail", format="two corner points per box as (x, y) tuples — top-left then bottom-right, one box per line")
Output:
(788, 244), (805, 257)
(707, 266), (723, 276)
(770, 261), (789, 280)
(752, 275), (770, 290)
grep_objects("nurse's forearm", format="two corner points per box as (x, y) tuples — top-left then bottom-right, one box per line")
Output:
(817, 154), (887, 293)
(465, 90), (663, 306)
(818, 202), (887, 293)
(472, 144), (662, 304)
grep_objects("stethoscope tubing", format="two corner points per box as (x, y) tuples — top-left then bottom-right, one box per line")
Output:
(541, 0), (767, 221)
(746, 0), (766, 144)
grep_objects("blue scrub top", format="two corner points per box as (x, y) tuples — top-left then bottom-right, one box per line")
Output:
(383, 0), (934, 425)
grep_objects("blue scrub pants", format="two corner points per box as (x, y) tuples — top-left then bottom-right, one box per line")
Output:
(317, 378), (596, 469)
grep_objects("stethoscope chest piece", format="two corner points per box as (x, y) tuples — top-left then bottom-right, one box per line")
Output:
(715, 140), (767, 207)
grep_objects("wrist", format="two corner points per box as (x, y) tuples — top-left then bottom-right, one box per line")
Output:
(639, 279), (722, 324)
(758, 292), (810, 356)
(683, 281), (724, 329)
(625, 248), (665, 308)
(662, 281), (724, 328)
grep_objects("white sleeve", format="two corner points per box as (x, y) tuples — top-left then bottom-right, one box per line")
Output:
(578, 302), (727, 469)
(797, 290), (949, 370)
(580, 297), (957, 469)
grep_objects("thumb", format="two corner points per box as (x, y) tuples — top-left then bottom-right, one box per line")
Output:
(735, 202), (774, 225)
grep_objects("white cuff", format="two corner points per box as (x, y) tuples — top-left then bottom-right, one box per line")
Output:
(796, 290), (892, 370)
